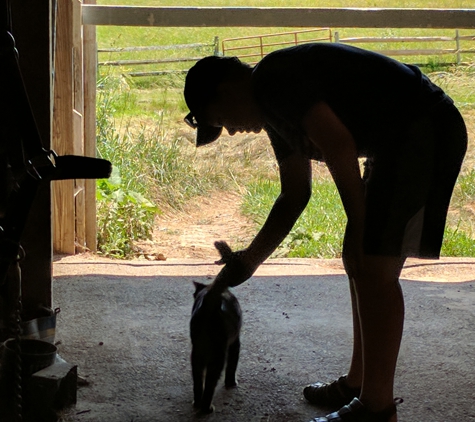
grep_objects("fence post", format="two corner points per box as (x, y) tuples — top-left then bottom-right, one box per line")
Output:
(213, 36), (220, 55)
(455, 29), (461, 64)
(334, 31), (340, 43)
(53, 0), (76, 254)
(83, 0), (98, 252)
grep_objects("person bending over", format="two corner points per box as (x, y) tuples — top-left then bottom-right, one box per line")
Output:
(183, 43), (467, 422)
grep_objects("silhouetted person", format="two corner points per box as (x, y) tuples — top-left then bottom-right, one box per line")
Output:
(183, 43), (467, 422)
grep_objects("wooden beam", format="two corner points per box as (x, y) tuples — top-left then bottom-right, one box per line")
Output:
(82, 6), (475, 29)
(83, 0), (98, 252)
(53, 0), (75, 255)
(73, 0), (86, 253)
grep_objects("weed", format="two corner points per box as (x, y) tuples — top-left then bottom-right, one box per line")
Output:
(96, 168), (159, 258)
(441, 227), (475, 257)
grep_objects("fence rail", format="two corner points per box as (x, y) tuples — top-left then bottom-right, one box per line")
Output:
(222, 28), (332, 63)
(98, 37), (219, 77)
(334, 30), (475, 64)
(100, 29), (475, 78)
(98, 28), (475, 77)
(98, 42), (218, 53)
(82, 6), (475, 29)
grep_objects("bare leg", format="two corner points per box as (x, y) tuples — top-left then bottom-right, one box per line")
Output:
(343, 230), (405, 421)
(345, 277), (363, 390)
(355, 255), (405, 415)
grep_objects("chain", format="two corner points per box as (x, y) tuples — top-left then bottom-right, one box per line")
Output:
(10, 288), (22, 421)
(7, 247), (25, 422)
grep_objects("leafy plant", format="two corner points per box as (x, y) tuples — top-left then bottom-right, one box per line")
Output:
(441, 226), (475, 257)
(96, 168), (159, 258)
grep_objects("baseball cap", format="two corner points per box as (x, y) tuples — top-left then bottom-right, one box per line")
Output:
(183, 56), (242, 146)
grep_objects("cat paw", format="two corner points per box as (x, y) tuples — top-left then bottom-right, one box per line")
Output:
(200, 405), (215, 414)
(193, 400), (215, 414)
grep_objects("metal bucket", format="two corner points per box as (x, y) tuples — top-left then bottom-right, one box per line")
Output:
(2, 338), (57, 377)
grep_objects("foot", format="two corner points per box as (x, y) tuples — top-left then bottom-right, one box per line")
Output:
(225, 379), (238, 388)
(193, 401), (214, 414)
(303, 375), (361, 409)
(309, 398), (397, 422)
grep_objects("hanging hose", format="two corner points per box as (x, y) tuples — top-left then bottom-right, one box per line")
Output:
(10, 292), (23, 422)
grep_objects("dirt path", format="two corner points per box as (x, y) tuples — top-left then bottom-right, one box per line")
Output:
(135, 191), (255, 260)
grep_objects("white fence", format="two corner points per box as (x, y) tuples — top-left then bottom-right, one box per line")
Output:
(98, 28), (475, 78)
(98, 38), (219, 77)
(90, 7), (475, 78)
(335, 30), (475, 64)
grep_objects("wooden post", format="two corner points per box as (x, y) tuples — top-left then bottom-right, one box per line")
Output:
(83, 0), (98, 252)
(455, 29), (461, 64)
(53, 0), (76, 254)
(72, 0), (86, 253)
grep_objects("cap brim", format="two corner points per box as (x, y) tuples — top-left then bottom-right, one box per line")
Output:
(196, 126), (223, 147)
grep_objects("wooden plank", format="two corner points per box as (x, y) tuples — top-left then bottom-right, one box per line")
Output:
(375, 48), (457, 56)
(53, 0), (75, 255)
(72, 0), (83, 114)
(128, 70), (187, 77)
(82, 6), (475, 29)
(72, 0), (85, 253)
(83, 0), (98, 252)
(73, 0), (85, 253)
(99, 57), (205, 66)
(338, 36), (456, 43)
(98, 42), (214, 52)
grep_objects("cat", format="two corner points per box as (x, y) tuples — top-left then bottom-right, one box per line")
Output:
(190, 279), (242, 413)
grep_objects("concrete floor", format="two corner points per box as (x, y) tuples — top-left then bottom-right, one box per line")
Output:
(52, 258), (475, 422)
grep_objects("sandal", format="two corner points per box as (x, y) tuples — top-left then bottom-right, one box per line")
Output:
(309, 398), (397, 422)
(303, 375), (361, 409)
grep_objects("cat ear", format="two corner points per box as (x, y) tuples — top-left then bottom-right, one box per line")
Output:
(193, 281), (206, 294)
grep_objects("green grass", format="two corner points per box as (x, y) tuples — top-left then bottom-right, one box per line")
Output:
(95, 1), (475, 258)
(243, 173), (475, 259)
(242, 179), (346, 258)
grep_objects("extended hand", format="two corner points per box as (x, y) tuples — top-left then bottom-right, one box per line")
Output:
(213, 241), (254, 287)
(214, 240), (235, 265)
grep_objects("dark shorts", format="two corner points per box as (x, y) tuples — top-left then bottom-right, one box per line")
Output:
(363, 100), (467, 258)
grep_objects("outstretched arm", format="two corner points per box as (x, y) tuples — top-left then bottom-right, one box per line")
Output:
(214, 151), (313, 287)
